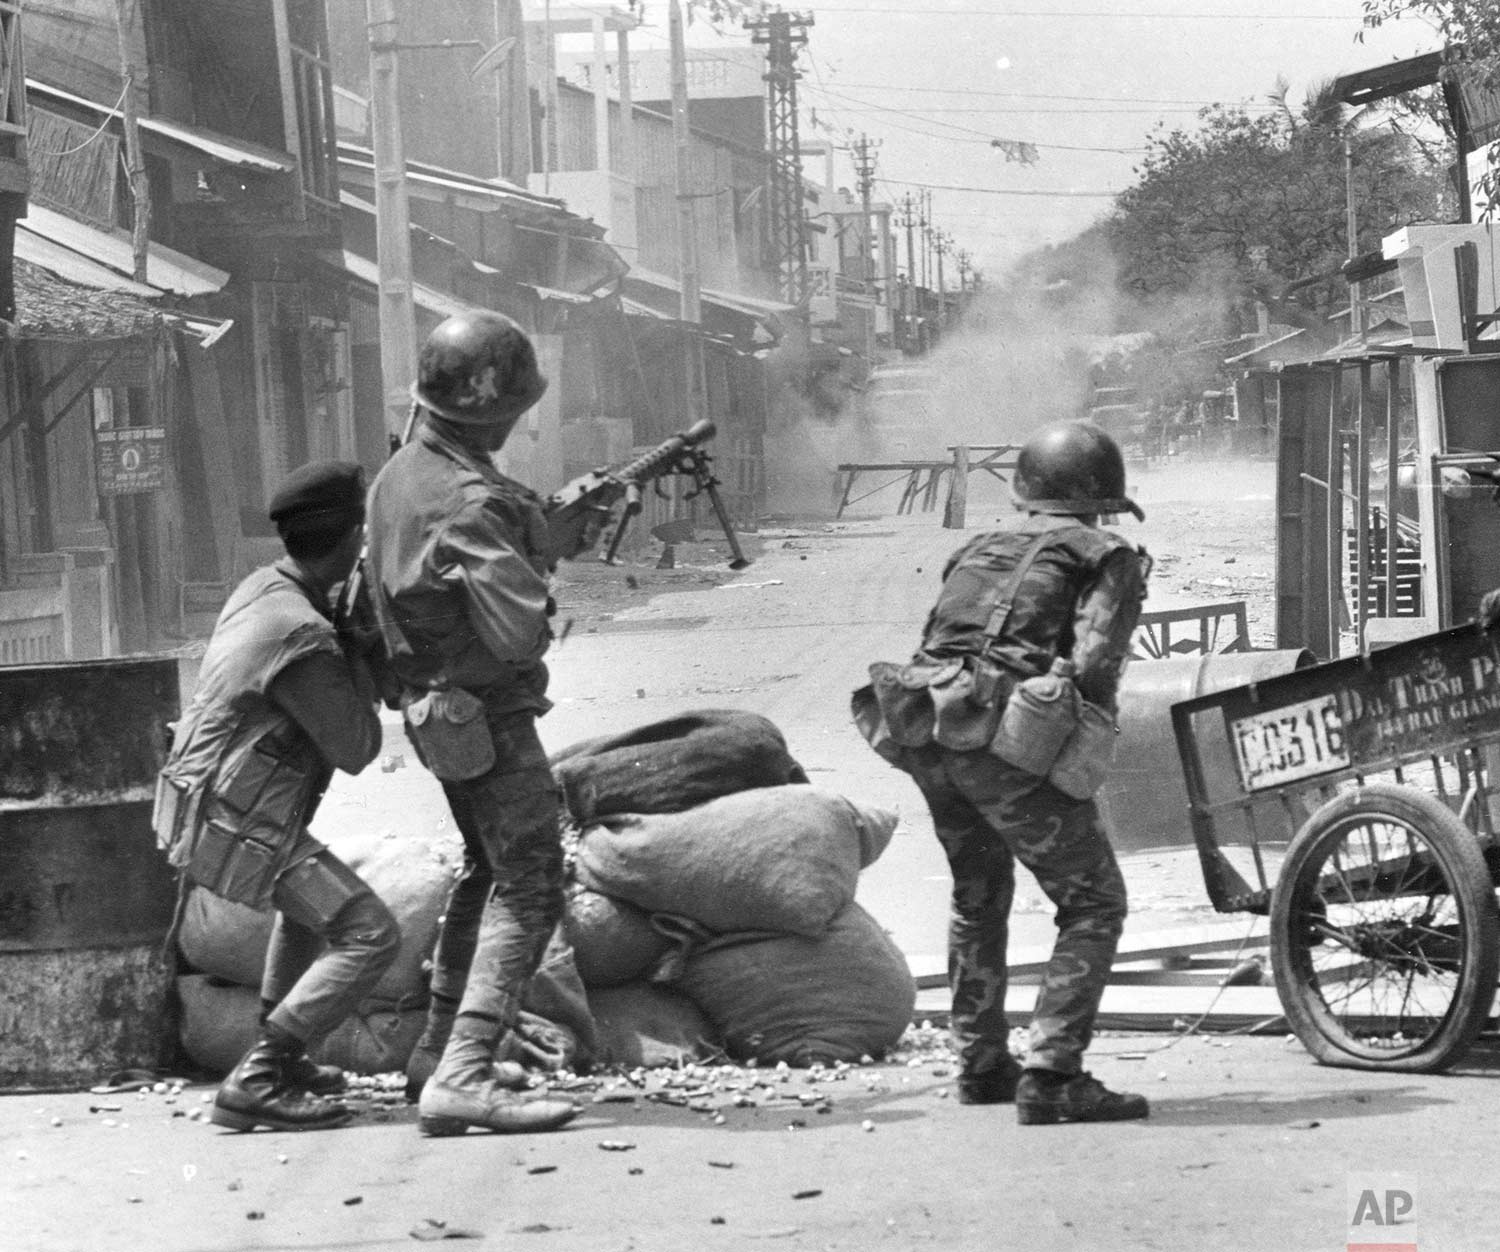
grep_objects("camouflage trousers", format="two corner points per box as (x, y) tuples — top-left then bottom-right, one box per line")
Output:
(906, 744), (1127, 1077)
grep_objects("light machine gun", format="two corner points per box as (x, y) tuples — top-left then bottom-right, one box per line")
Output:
(546, 418), (751, 570)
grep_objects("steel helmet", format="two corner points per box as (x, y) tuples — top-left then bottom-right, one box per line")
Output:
(1012, 420), (1144, 521)
(411, 311), (549, 426)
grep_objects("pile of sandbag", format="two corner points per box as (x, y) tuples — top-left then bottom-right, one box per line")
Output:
(171, 708), (914, 1077)
(556, 709), (915, 1069)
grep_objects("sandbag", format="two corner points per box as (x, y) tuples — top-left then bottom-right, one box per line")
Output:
(562, 884), (672, 988)
(588, 983), (719, 1069)
(177, 934), (600, 1078)
(175, 974), (425, 1077)
(551, 709), (809, 823)
(176, 826), (459, 1005)
(674, 902), (915, 1066)
(574, 785), (890, 937)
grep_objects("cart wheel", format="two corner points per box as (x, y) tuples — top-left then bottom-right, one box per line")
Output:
(1270, 782), (1499, 1072)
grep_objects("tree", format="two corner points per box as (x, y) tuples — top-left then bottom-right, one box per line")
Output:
(1106, 85), (1443, 337)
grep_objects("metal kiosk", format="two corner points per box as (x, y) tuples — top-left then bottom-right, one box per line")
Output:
(1173, 622), (1500, 1072)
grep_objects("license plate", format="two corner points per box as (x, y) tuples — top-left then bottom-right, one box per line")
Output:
(1231, 694), (1350, 792)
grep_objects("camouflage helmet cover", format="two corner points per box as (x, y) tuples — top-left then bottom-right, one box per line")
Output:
(411, 311), (549, 426)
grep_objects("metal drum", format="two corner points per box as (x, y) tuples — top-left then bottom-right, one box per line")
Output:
(1099, 650), (1314, 853)
(0, 658), (179, 1091)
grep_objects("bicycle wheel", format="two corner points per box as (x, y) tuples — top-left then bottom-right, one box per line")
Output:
(1270, 782), (1500, 1072)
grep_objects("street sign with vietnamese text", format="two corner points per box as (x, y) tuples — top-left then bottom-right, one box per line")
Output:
(96, 427), (167, 495)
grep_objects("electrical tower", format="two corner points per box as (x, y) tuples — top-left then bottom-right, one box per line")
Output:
(748, 10), (813, 306)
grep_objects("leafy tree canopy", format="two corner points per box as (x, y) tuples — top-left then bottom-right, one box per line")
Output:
(1105, 84), (1443, 335)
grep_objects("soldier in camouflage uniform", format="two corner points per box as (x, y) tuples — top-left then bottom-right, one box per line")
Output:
(861, 420), (1150, 1124)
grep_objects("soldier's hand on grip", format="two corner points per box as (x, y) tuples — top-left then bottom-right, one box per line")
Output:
(545, 501), (614, 566)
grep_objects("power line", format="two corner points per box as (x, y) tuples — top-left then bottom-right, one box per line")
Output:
(806, 6), (1360, 18)
(805, 75), (1148, 150)
(790, 80), (1275, 106)
(880, 176), (1119, 198)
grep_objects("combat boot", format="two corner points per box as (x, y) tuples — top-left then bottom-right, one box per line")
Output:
(284, 1052), (347, 1096)
(211, 1028), (353, 1132)
(259, 1002), (345, 1095)
(1015, 1069), (1149, 1125)
(418, 1032), (579, 1136)
(404, 1002), (529, 1102)
(956, 1060), (1024, 1105)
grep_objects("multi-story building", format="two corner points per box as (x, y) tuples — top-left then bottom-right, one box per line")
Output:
(4, 0), (350, 654)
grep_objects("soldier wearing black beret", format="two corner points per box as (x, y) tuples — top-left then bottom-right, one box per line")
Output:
(154, 459), (400, 1132)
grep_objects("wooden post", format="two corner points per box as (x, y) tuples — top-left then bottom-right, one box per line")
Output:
(943, 444), (969, 529)
(1355, 362), (1372, 650)
(113, 0), (150, 283)
(1326, 369), (1344, 658)
(1384, 360), (1399, 616)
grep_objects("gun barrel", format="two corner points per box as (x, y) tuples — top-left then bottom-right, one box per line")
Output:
(618, 418), (718, 483)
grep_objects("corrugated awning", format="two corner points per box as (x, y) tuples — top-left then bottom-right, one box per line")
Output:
(623, 268), (792, 343)
(325, 249), (490, 321)
(21, 205), (230, 297)
(14, 226), (161, 298)
(27, 79), (295, 173)
(338, 144), (566, 215)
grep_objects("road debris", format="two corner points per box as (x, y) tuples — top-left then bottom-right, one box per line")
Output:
(410, 1218), (483, 1241)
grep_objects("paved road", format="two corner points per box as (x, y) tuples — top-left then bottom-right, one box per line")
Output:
(16, 459), (1500, 1251)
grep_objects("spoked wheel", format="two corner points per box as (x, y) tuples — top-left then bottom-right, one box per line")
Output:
(1270, 783), (1500, 1072)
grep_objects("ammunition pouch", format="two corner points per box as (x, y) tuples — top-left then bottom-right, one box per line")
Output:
(927, 657), (1007, 752)
(152, 772), (204, 868)
(402, 686), (496, 781)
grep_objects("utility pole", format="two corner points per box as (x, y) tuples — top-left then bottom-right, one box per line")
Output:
(748, 10), (813, 306)
(367, 0), (419, 446)
(669, 0), (704, 422)
(900, 192), (917, 354)
(934, 229), (948, 332)
(851, 134), (879, 288)
(851, 133), (879, 366)
(113, 0), (150, 283)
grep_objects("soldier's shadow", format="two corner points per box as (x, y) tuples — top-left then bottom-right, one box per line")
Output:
(1148, 1085), (1442, 1127)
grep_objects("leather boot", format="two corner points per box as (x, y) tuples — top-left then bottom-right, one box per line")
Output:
(211, 1028), (353, 1132)
(956, 1060), (1024, 1105)
(285, 1052), (347, 1097)
(406, 1000), (529, 1103)
(418, 1031), (579, 1136)
(1015, 1070), (1149, 1125)
(260, 1002), (345, 1095)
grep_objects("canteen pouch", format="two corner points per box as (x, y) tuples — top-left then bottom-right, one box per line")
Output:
(1047, 699), (1118, 800)
(989, 669), (1080, 777)
(403, 686), (496, 781)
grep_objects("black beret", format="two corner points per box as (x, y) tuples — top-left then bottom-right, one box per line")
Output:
(268, 460), (366, 527)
